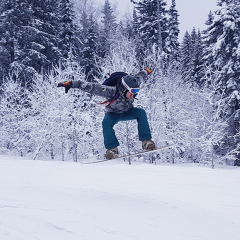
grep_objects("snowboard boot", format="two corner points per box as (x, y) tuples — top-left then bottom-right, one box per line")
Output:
(105, 147), (119, 159)
(142, 140), (156, 151)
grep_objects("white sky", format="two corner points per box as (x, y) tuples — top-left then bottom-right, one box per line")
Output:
(96, 0), (218, 40)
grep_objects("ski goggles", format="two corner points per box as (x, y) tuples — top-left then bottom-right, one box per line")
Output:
(122, 78), (140, 94)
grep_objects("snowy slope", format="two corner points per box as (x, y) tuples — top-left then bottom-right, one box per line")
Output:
(0, 155), (240, 240)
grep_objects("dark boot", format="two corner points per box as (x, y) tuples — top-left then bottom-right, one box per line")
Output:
(105, 147), (119, 159)
(142, 140), (156, 151)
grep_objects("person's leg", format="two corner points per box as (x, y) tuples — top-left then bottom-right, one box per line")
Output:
(102, 113), (121, 149)
(120, 108), (152, 141)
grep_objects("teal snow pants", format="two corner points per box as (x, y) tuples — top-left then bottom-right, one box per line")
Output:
(102, 108), (152, 149)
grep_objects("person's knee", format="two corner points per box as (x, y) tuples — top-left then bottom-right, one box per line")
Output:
(135, 108), (147, 118)
(102, 114), (114, 128)
(138, 108), (146, 115)
(102, 117), (109, 128)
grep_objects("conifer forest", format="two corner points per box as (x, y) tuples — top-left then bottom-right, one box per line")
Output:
(0, 0), (240, 166)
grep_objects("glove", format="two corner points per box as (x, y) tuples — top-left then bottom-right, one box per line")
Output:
(145, 66), (153, 75)
(57, 81), (72, 93)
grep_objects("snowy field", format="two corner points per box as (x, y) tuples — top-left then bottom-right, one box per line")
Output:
(1, 155), (240, 240)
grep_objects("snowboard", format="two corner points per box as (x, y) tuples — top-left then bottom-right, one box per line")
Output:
(81, 145), (172, 164)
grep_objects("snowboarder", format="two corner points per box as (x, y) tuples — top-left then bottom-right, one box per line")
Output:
(57, 67), (155, 159)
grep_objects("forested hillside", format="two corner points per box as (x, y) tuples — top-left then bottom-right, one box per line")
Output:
(0, 0), (239, 166)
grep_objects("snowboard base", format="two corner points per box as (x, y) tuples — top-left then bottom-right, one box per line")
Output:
(81, 146), (172, 164)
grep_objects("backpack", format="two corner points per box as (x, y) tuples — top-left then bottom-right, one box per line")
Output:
(102, 72), (127, 86)
(100, 72), (128, 107)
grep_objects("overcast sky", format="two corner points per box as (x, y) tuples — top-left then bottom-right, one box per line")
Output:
(96, 0), (218, 40)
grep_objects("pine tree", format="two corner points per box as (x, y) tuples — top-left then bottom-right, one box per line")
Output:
(134, 0), (168, 53)
(0, 0), (78, 85)
(132, 8), (138, 37)
(132, 7), (145, 64)
(203, 0), (240, 163)
(0, 0), (34, 83)
(57, 0), (76, 60)
(115, 12), (136, 41)
(166, 0), (180, 61)
(22, 0), (70, 73)
(191, 29), (204, 86)
(180, 31), (193, 81)
(73, 0), (100, 80)
(100, 0), (117, 57)
(81, 16), (98, 81)
(205, 10), (214, 26)
(180, 28), (204, 86)
(16, 0), (61, 82)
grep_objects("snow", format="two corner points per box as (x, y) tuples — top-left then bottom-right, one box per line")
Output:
(223, 19), (235, 30)
(1, 155), (240, 240)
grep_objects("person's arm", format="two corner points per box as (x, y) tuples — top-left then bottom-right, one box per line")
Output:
(134, 66), (153, 85)
(57, 80), (116, 99)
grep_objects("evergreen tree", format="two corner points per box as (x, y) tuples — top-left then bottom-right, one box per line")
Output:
(180, 31), (193, 81)
(0, 0), (78, 85)
(132, 7), (138, 37)
(205, 10), (214, 26)
(180, 28), (204, 86)
(99, 0), (117, 57)
(203, 0), (240, 163)
(115, 13), (136, 41)
(132, 7), (145, 64)
(57, 0), (76, 60)
(81, 16), (98, 81)
(191, 29), (204, 86)
(16, 0), (61, 82)
(0, 0), (33, 83)
(166, 0), (180, 61)
(73, 0), (99, 80)
(134, 0), (168, 53)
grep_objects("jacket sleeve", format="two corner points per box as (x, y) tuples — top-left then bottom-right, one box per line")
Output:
(71, 81), (116, 98)
(134, 70), (148, 86)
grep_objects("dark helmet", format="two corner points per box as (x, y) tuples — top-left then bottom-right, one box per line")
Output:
(119, 75), (140, 98)
(122, 75), (139, 89)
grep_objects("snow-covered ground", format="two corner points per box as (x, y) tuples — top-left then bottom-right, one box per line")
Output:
(1, 155), (240, 240)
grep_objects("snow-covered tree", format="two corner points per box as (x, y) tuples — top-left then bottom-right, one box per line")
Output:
(0, 0), (35, 83)
(134, 0), (168, 53)
(166, 0), (180, 61)
(79, 15), (99, 81)
(203, 0), (240, 163)
(205, 10), (214, 26)
(180, 31), (193, 80)
(99, 0), (117, 57)
(0, 62), (106, 161)
(0, 0), (19, 82)
(0, 0), (78, 85)
(191, 29), (205, 85)
(180, 28), (204, 85)
(72, 0), (100, 80)
(56, 0), (76, 60)
(0, 75), (31, 155)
